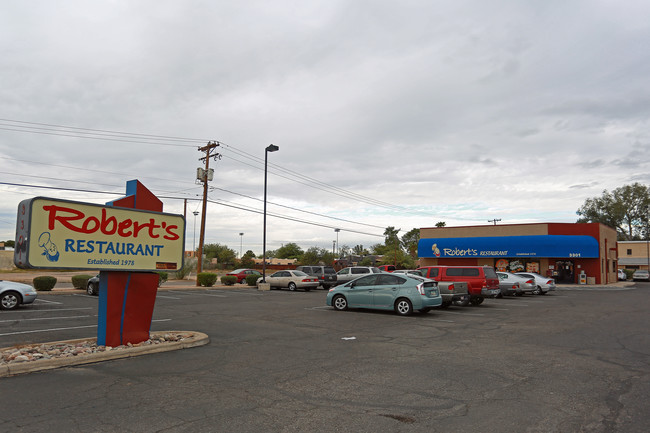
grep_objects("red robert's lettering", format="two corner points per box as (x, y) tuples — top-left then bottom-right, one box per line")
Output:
(41, 204), (180, 240)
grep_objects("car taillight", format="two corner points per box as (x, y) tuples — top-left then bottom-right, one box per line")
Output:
(416, 283), (425, 295)
(526, 280), (534, 284)
(448, 283), (454, 291)
(511, 284), (517, 289)
(546, 280), (553, 284)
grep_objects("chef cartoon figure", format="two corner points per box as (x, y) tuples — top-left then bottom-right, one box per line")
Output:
(38, 232), (60, 262)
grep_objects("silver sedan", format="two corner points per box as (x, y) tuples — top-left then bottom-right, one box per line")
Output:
(515, 272), (556, 295)
(257, 270), (320, 291)
(1, 280), (38, 310)
(496, 272), (536, 295)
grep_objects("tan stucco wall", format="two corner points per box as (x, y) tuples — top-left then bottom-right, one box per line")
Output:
(0, 250), (14, 270)
(420, 223), (549, 239)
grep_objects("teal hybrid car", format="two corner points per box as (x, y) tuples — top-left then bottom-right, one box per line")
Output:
(326, 273), (442, 315)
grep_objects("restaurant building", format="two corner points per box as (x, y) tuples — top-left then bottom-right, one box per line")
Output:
(418, 222), (618, 284)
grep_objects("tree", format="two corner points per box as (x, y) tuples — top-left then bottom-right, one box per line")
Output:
(352, 244), (368, 255)
(3, 240), (15, 248)
(576, 183), (650, 240)
(202, 243), (237, 267)
(275, 242), (304, 259)
(240, 250), (256, 268)
(401, 228), (420, 259)
(300, 247), (323, 265)
(435, 221), (446, 227)
(384, 226), (401, 248)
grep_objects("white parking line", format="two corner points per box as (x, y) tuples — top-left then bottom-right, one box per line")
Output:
(0, 315), (93, 323)
(157, 295), (182, 300)
(0, 324), (97, 336)
(34, 298), (63, 305)
(0, 318), (172, 337)
(166, 290), (226, 298)
(3, 307), (94, 314)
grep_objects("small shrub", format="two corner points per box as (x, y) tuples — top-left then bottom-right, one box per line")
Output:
(221, 275), (237, 286)
(71, 274), (92, 290)
(245, 274), (260, 286)
(157, 272), (168, 286)
(33, 276), (57, 291)
(174, 265), (190, 280)
(197, 272), (218, 287)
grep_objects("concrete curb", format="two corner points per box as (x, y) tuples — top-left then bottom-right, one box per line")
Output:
(0, 331), (209, 378)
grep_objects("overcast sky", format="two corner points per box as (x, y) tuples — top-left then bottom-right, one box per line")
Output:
(1, 0), (649, 256)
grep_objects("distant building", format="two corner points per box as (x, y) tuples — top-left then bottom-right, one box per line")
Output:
(617, 241), (650, 271)
(253, 258), (297, 266)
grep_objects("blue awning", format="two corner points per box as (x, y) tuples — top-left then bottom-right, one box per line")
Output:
(418, 235), (599, 259)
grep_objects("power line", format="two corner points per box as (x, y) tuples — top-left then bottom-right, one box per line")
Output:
(0, 181), (384, 238)
(0, 118), (437, 217)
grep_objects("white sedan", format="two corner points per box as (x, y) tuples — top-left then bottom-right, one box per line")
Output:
(257, 270), (319, 291)
(1, 280), (38, 310)
(515, 272), (556, 295)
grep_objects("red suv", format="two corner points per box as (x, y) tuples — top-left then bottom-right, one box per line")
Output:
(377, 265), (396, 272)
(416, 265), (500, 305)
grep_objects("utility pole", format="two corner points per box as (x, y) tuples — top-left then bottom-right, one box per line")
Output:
(196, 141), (221, 285)
(488, 219), (501, 226)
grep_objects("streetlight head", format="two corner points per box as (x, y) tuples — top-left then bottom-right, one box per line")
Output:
(266, 144), (279, 152)
(193, 211), (199, 216)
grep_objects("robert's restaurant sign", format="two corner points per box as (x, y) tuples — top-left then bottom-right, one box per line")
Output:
(14, 197), (185, 271)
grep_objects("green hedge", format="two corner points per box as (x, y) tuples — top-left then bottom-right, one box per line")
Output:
(33, 276), (57, 291)
(221, 275), (237, 286)
(197, 272), (218, 287)
(71, 274), (93, 290)
(245, 274), (260, 286)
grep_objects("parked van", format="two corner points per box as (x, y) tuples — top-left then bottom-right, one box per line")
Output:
(416, 265), (500, 305)
(295, 265), (337, 289)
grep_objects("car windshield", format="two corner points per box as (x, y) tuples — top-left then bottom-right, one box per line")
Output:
(483, 267), (498, 278)
(293, 271), (309, 276)
(324, 267), (335, 274)
(230, 269), (247, 273)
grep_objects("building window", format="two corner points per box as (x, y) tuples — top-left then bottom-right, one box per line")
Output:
(627, 249), (632, 255)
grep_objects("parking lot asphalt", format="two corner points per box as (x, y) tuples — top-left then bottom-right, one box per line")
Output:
(0, 281), (648, 432)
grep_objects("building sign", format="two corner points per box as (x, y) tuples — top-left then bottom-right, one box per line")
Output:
(14, 197), (185, 271)
(418, 235), (599, 259)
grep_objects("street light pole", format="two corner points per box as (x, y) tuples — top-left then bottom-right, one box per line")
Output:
(192, 211), (199, 253)
(262, 144), (279, 282)
(334, 228), (340, 257)
(239, 232), (244, 259)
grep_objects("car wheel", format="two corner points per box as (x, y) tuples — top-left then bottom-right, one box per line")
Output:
(453, 297), (470, 307)
(1, 291), (21, 310)
(532, 286), (541, 295)
(87, 283), (97, 296)
(332, 295), (348, 311)
(288, 282), (297, 291)
(469, 296), (484, 306)
(395, 298), (413, 316)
